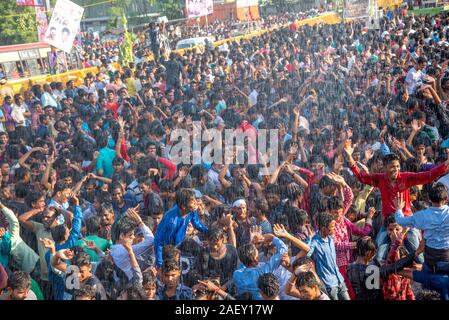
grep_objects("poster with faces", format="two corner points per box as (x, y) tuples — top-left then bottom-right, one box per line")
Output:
(43, 0), (84, 53)
(186, 0), (213, 18)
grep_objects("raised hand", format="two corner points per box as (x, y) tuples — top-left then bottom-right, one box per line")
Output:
(70, 193), (80, 206)
(393, 192), (405, 211)
(198, 280), (219, 292)
(83, 239), (99, 251)
(40, 238), (55, 250)
(250, 225), (262, 242)
(272, 224), (289, 238)
(411, 119), (422, 132)
(126, 205), (143, 225)
(367, 207), (376, 219)
(59, 249), (74, 261)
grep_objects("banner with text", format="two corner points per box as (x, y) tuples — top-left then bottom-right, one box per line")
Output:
(16, 0), (44, 6)
(44, 0), (84, 53)
(186, 0), (213, 18)
(344, 0), (371, 19)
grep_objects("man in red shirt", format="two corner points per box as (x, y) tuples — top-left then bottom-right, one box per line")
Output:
(344, 149), (449, 262)
(105, 90), (119, 119)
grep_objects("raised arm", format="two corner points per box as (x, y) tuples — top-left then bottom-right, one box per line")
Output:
(273, 224), (311, 253)
(0, 202), (20, 240)
(191, 211), (208, 235)
(126, 207), (154, 257)
(18, 208), (43, 232)
(63, 196), (82, 249)
(41, 155), (55, 192)
(18, 147), (45, 170)
(405, 160), (448, 187)
(219, 164), (232, 189)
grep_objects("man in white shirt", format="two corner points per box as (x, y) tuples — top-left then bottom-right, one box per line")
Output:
(110, 207), (154, 280)
(40, 84), (59, 109)
(249, 82), (258, 107)
(405, 56), (428, 95)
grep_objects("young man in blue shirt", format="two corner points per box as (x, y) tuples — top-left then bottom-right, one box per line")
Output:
(232, 231), (288, 300)
(273, 212), (350, 300)
(394, 183), (449, 300)
(154, 188), (208, 269)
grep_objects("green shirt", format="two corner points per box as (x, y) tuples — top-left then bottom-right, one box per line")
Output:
(0, 232), (12, 267)
(31, 222), (52, 281)
(31, 278), (44, 300)
(76, 235), (111, 262)
(95, 147), (117, 178)
(2, 207), (39, 273)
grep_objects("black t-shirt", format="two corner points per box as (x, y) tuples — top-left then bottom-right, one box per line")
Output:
(163, 60), (182, 85)
(199, 244), (238, 287)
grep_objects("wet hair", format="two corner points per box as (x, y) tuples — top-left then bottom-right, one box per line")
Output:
(257, 273), (280, 298)
(142, 272), (157, 288)
(356, 236), (377, 257)
(327, 196), (344, 211)
(316, 211), (334, 230)
(285, 182), (304, 201)
(211, 204), (231, 222)
(292, 256), (314, 269)
(74, 251), (92, 268)
(52, 180), (71, 196)
(255, 199), (269, 216)
(238, 243), (258, 267)
(319, 175), (337, 190)
(264, 183), (280, 196)
(51, 224), (68, 243)
(7, 271), (31, 291)
(111, 216), (137, 244)
(429, 182), (448, 203)
(72, 284), (96, 300)
(85, 216), (101, 236)
(122, 282), (147, 300)
(286, 207), (309, 233)
(162, 259), (181, 273)
(295, 271), (319, 289)
(384, 215), (397, 228)
(14, 182), (28, 199)
(175, 188), (195, 210)
(208, 226), (225, 242)
(163, 245), (181, 263)
(383, 153), (400, 166)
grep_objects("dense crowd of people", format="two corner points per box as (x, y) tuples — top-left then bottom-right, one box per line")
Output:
(1, 6), (449, 301)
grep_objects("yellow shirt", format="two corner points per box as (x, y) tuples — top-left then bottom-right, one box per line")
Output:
(126, 77), (137, 96)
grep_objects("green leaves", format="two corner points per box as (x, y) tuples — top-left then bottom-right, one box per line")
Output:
(0, 1), (38, 45)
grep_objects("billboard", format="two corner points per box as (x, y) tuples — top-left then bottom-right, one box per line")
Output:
(344, 0), (371, 19)
(236, 0), (259, 8)
(186, 0), (213, 18)
(16, 0), (44, 6)
(43, 0), (84, 53)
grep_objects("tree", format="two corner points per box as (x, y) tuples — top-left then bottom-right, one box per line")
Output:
(152, 0), (185, 20)
(118, 14), (135, 67)
(0, 1), (38, 45)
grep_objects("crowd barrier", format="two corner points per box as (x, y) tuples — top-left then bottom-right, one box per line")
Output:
(4, 13), (342, 96)
(5, 63), (121, 97)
